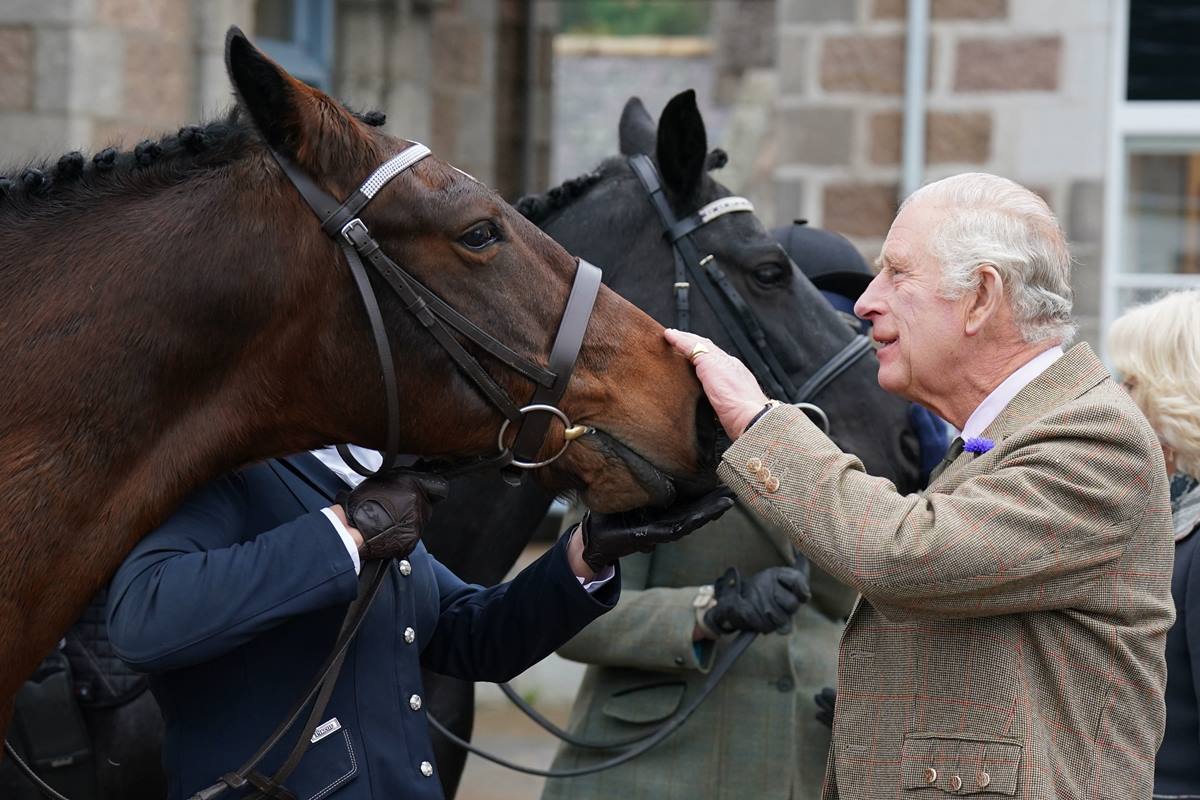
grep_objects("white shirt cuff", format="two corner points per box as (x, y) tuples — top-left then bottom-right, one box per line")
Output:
(577, 564), (615, 593)
(322, 507), (361, 576)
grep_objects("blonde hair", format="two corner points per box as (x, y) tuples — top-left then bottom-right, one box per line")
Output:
(904, 173), (1076, 345)
(1108, 289), (1200, 477)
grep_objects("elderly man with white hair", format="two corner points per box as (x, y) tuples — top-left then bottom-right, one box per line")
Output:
(666, 172), (1175, 800)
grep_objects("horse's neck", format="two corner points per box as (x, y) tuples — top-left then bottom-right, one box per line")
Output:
(0, 179), (354, 697)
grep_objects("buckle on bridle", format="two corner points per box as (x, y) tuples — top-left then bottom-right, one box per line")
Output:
(340, 218), (370, 247)
(497, 404), (591, 470)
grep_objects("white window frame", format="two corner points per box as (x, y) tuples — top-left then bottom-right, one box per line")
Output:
(1102, 0), (1200, 343)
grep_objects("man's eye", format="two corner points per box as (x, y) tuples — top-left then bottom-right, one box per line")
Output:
(459, 222), (501, 250)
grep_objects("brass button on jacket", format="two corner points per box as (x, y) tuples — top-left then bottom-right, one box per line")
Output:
(949, 774), (963, 791)
(978, 771), (991, 789)
(746, 457), (763, 474)
(923, 767), (937, 785)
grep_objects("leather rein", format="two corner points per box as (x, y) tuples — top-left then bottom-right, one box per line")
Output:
(449, 156), (871, 778)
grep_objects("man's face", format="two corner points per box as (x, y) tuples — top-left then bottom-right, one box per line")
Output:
(854, 200), (970, 408)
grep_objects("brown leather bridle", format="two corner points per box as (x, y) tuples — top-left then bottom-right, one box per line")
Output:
(271, 141), (603, 482)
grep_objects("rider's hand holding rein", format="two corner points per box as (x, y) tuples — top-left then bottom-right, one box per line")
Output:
(334, 470), (448, 561)
(663, 329), (774, 440)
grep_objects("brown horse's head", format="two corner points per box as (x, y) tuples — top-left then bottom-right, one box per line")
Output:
(225, 31), (716, 511)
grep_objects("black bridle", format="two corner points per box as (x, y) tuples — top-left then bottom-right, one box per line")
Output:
(629, 153), (873, 427)
(449, 156), (876, 779)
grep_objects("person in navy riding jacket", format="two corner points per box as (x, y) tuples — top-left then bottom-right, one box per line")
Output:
(107, 446), (730, 800)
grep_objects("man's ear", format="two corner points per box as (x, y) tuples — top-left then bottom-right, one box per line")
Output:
(964, 264), (1006, 336)
(225, 26), (369, 175)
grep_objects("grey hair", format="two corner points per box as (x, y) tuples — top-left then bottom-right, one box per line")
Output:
(903, 172), (1076, 345)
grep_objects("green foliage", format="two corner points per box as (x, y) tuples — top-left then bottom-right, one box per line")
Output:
(560, 0), (712, 37)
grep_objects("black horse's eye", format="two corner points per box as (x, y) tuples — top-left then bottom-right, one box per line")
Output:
(752, 263), (790, 288)
(459, 222), (501, 251)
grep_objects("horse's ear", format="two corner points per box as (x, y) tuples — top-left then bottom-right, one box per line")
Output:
(619, 97), (656, 156)
(656, 90), (707, 201)
(224, 27), (365, 172)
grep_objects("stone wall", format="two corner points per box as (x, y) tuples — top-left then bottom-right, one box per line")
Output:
(0, 0), (553, 200)
(769, 0), (1112, 346)
(0, 0), (195, 163)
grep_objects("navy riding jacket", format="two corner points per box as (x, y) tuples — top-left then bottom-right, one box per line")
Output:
(106, 454), (618, 800)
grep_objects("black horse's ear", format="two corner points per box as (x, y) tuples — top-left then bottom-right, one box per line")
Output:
(619, 96), (656, 156)
(656, 90), (707, 201)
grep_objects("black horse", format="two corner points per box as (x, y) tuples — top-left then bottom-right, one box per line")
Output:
(420, 90), (922, 797)
(1, 90), (922, 800)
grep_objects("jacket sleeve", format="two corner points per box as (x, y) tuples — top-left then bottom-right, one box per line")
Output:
(719, 404), (1157, 620)
(106, 472), (360, 672)
(420, 532), (618, 683)
(555, 550), (714, 673)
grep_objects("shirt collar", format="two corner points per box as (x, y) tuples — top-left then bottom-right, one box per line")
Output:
(309, 446), (382, 489)
(960, 346), (1064, 440)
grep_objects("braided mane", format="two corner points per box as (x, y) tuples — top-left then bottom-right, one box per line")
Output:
(515, 170), (605, 224)
(0, 108), (387, 215)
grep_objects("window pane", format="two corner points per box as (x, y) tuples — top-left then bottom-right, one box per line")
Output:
(255, 0), (295, 42)
(1128, 0), (1200, 101)
(1123, 145), (1200, 275)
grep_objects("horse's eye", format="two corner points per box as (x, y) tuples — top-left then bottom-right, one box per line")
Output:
(753, 263), (790, 288)
(459, 222), (501, 251)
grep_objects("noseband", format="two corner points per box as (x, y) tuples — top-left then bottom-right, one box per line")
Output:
(628, 154), (872, 432)
(270, 142), (601, 481)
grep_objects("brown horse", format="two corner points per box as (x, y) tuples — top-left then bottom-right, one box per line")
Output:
(0, 31), (714, 733)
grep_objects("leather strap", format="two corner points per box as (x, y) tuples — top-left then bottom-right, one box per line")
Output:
(793, 334), (873, 403)
(505, 259), (602, 476)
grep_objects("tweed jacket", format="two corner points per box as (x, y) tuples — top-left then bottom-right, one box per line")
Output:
(542, 506), (856, 800)
(719, 344), (1175, 800)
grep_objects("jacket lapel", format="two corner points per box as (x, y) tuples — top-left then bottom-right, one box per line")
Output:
(269, 453), (349, 511)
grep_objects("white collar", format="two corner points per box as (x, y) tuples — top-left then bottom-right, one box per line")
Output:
(960, 346), (1064, 440)
(309, 446), (382, 489)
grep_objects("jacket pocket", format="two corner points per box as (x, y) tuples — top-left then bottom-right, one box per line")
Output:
(900, 732), (1021, 796)
(280, 726), (359, 800)
(601, 681), (686, 724)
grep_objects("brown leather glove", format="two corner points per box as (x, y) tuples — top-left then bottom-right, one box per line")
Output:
(336, 471), (448, 562)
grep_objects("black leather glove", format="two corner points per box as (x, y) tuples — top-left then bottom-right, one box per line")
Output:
(579, 488), (735, 573)
(815, 686), (836, 728)
(336, 470), (448, 562)
(703, 565), (811, 635)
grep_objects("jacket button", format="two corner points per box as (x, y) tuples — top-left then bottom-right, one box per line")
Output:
(409, 694), (422, 711)
(978, 772), (991, 789)
(949, 775), (962, 791)
(924, 767), (937, 785)
(764, 476), (780, 493)
(747, 457), (763, 474)
(404, 627), (416, 644)
(775, 676), (794, 692)
(419, 760), (434, 777)
(399, 559), (412, 576)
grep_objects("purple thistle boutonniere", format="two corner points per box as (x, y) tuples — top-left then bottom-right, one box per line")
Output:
(963, 436), (995, 455)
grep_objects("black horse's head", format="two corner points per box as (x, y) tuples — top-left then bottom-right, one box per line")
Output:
(519, 90), (922, 493)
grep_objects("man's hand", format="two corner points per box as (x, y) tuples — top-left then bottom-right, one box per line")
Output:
(578, 489), (735, 573)
(703, 565), (811, 635)
(336, 471), (448, 561)
(663, 329), (770, 440)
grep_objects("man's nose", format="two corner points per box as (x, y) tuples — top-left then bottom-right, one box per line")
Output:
(854, 273), (885, 320)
